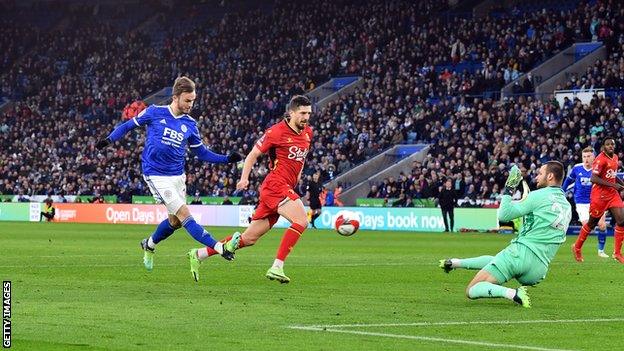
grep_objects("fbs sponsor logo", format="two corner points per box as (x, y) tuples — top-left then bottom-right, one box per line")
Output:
(162, 127), (184, 142)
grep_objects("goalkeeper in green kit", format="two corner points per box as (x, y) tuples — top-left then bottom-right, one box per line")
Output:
(439, 161), (572, 308)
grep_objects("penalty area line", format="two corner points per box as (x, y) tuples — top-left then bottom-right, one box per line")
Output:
(297, 317), (624, 329)
(288, 325), (577, 351)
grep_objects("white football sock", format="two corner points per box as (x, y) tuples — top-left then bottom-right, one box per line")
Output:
(505, 288), (517, 300)
(213, 242), (224, 255)
(147, 237), (156, 250)
(272, 259), (284, 268)
(197, 248), (210, 260)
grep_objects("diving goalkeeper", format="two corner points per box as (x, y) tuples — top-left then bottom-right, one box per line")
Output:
(439, 162), (572, 308)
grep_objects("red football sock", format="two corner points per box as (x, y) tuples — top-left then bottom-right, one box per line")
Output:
(575, 223), (592, 249)
(614, 226), (624, 255)
(276, 223), (306, 261)
(204, 235), (246, 257)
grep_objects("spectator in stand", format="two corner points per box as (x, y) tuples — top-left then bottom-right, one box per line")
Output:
(222, 196), (233, 205)
(190, 193), (203, 205)
(122, 100), (147, 120)
(367, 184), (381, 198)
(392, 193), (407, 207)
(90, 194), (104, 204)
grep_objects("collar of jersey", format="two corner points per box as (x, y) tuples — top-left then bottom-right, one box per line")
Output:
(168, 105), (186, 119)
(283, 118), (302, 135)
(602, 151), (615, 160)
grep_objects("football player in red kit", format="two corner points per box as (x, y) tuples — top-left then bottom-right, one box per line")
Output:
(188, 95), (313, 282)
(572, 137), (624, 263)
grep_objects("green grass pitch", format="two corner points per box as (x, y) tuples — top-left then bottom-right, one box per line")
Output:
(1, 222), (623, 350)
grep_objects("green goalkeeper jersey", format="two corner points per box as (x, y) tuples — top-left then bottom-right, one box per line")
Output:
(498, 186), (572, 266)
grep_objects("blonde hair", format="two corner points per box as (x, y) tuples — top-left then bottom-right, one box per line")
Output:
(581, 146), (594, 154)
(172, 76), (195, 96)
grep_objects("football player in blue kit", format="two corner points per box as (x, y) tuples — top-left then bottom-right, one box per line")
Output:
(96, 77), (242, 270)
(563, 147), (609, 258)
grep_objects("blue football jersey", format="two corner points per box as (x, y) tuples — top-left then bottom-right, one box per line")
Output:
(132, 105), (203, 176)
(562, 163), (592, 204)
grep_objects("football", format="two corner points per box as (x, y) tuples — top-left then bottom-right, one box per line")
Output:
(334, 211), (360, 236)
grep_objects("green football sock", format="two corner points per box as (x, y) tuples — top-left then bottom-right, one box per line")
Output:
(456, 255), (494, 270)
(468, 281), (515, 300)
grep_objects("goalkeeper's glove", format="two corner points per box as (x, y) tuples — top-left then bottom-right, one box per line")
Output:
(227, 152), (243, 163)
(502, 164), (523, 196)
(96, 138), (111, 150)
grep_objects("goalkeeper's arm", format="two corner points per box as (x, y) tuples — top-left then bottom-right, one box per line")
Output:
(96, 119), (139, 149)
(498, 190), (534, 222)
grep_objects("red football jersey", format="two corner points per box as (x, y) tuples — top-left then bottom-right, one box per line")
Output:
(255, 119), (313, 188)
(591, 152), (619, 195)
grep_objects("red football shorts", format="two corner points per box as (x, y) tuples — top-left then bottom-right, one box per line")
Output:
(251, 180), (300, 228)
(589, 190), (624, 218)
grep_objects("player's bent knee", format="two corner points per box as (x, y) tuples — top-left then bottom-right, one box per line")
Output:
(242, 235), (258, 246)
(465, 285), (474, 299)
(175, 205), (191, 220)
(169, 217), (182, 229)
(292, 221), (308, 232)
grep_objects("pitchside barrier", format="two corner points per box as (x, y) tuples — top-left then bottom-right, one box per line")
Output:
(0, 202), (498, 232)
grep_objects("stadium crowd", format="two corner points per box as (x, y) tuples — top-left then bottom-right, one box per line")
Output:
(366, 93), (624, 209)
(1, 0), (624, 207)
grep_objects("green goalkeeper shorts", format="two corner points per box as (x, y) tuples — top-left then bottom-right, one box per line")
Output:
(483, 242), (548, 286)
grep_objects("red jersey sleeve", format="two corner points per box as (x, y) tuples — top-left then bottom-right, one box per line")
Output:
(592, 156), (605, 177)
(255, 128), (279, 153)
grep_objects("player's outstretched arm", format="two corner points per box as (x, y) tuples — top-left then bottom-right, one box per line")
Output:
(498, 192), (534, 222)
(237, 146), (263, 190)
(190, 144), (241, 164)
(96, 119), (139, 149)
(498, 165), (533, 221)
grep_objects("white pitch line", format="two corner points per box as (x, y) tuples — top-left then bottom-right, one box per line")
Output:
(289, 326), (576, 351)
(298, 317), (624, 329)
